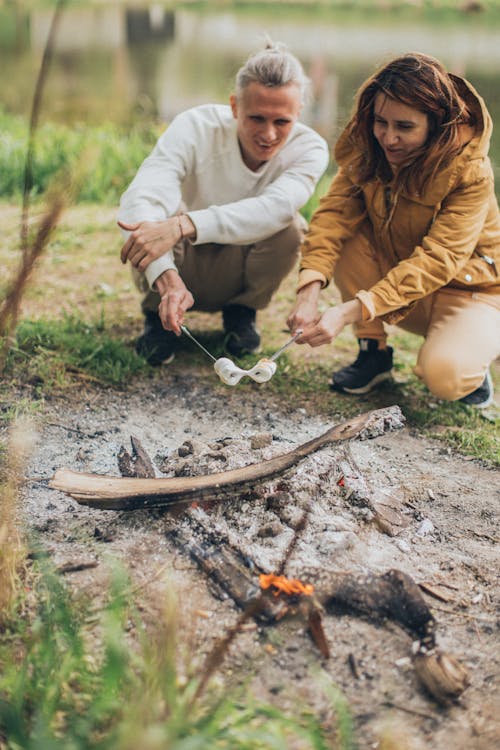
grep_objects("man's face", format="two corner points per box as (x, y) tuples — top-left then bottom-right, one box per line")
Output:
(230, 82), (302, 171)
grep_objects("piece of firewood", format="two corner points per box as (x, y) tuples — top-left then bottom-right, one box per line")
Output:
(337, 445), (409, 536)
(117, 435), (156, 479)
(321, 569), (436, 644)
(49, 406), (405, 511)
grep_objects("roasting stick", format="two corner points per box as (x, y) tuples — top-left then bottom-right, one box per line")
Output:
(180, 325), (217, 362)
(268, 329), (303, 361)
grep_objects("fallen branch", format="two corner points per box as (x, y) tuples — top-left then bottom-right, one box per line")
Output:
(49, 405), (405, 510)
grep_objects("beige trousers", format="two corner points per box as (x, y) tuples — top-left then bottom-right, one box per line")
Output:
(334, 231), (500, 401)
(134, 214), (306, 315)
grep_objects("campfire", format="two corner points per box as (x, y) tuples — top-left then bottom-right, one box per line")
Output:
(50, 406), (470, 707)
(259, 573), (314, 597)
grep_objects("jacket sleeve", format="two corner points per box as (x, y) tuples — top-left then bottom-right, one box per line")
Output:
(299, 168), (366, 287)
(357, 169), (494, 321)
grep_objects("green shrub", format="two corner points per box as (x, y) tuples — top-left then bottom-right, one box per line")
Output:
(0, 110), (161, 204)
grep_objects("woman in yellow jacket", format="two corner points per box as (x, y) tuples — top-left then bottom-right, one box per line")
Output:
(288, 53), (500, 407)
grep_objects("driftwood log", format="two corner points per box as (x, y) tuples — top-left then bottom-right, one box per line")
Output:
(49, 406), (405, 511)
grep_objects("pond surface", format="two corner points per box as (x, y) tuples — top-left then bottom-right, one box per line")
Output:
(1, 3), (500, 171)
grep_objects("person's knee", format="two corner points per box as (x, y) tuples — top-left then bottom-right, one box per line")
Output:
(415, 351), (463, 401)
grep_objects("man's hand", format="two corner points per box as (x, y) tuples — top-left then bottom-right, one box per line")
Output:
(118, 218), (182, 271)
(155, 270), (194, 335)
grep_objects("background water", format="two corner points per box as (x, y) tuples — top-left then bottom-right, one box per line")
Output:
(1, 2), (499, 173)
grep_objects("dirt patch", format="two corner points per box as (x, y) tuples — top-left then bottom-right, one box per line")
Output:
(20, 378), (500, 749)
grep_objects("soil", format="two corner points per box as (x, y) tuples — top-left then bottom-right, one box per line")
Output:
(19, 375), (500, 750)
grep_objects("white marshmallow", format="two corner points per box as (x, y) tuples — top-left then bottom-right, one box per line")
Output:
(213, 357), (277, 386)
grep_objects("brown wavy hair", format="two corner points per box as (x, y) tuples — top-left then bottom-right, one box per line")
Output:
(346, 52), (474, 192)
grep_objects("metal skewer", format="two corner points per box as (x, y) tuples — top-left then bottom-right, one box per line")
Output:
(268, 329), (303, 361)
(180, 325), (217, 362)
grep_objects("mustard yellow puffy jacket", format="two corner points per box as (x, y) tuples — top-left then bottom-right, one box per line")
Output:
(299, 75), (500, 324)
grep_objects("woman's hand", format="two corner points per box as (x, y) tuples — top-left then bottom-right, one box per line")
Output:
(298, 299), (364, 348)
(287, 281), (322, 334)
(119, 218), (181, 271)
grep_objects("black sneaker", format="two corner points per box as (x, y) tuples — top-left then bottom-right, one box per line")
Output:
(330, 338), (394, 394)
(222, 304), (261, 357)
(459, 370), (494, 408)
(135, 311), (177, 366)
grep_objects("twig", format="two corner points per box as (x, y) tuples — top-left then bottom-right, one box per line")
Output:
(430, 603), (496, 623)
(0, 0), (67, 371)
(58, 560), (98, 574)
(21, 0), (66, 250)
(190, 598), (264, 705)
(382, 700), (437, 722)
(470, 529), (499, 544)
(276, 499), (312, 576)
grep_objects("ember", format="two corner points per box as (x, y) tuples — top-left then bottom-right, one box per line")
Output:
(259, 573), (314, 597)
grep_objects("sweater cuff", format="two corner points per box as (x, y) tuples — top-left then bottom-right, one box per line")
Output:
(355, 290), (376, 321)
(185, 208), (216, 245)
(145, 251), (178, 289)
(297, 268), (328, 292)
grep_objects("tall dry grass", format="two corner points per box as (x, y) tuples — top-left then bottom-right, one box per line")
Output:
(0, 0), (67, 372)
(0, 419), (35, 623)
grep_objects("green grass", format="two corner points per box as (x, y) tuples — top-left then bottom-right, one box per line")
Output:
(6, 315), (149, 388)
(0, 110), (162, 204)
(0, 554), (346, 750)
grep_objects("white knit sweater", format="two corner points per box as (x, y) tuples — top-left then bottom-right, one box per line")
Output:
(118, 104), (329, 287)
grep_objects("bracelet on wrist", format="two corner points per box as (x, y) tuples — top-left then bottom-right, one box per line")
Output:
(176, 215), (184, 241)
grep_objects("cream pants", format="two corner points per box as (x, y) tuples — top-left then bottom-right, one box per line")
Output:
(334, 232), (500, 401)
(133, 214), (306, 315)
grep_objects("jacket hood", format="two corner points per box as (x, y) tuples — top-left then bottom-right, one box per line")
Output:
(334, 74), (493, 200)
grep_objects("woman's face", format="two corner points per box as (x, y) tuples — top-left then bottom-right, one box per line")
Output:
(373, 93), (430, 169)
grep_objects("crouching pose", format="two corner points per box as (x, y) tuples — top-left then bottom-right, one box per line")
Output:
(118, 42), (329, 364)
(288, 52), (500, 407)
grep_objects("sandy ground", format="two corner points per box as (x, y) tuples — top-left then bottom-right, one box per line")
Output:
(16, 374), (499, 750)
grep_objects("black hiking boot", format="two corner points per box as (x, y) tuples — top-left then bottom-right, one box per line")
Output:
(135, 311), (177, 366)
(459, 369), (494, 408)
(330, 338), (394, 394)
(222, 304), (261, 357)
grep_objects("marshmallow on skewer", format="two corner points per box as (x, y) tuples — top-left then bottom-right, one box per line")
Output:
(214, 357), (277, 386)
(248, 358), (277, 383)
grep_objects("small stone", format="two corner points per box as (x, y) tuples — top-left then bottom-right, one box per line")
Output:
(250, 432), (273, 450)
(396, 539), (411, 554)
(181, 439), (209, 456)
(172, 460), (193, 477)
(266, 491), (291, 511)
(416, 518), (434, 536)
(427, 488), (436, 501)
(257, 521), (283, 538)
(395, 657), (412, 669)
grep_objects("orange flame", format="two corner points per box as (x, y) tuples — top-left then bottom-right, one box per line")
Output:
(259, 573), (314, 597)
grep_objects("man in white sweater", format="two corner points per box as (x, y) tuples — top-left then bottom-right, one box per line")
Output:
(118, 42), (329, 364)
